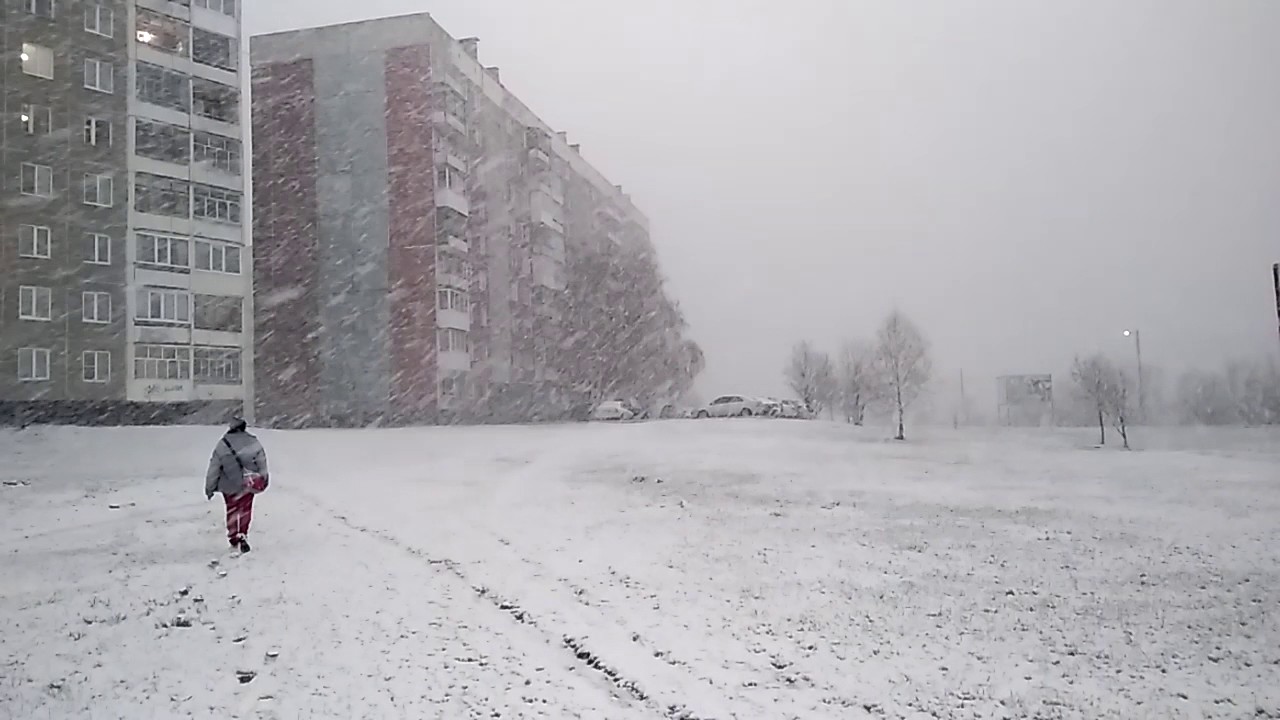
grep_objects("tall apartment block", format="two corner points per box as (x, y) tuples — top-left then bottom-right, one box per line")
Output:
(252, 14), (651, 427)
(1, 0), (249, 424)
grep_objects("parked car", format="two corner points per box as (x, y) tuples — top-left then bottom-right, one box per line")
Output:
(695, 395), (768, 418)
(591, 400), (636, 421)
(768, 399), (808, 417)
(761, 398), (784, 417)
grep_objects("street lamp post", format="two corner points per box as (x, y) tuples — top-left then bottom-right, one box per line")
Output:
(1123, 329), (1144, 420)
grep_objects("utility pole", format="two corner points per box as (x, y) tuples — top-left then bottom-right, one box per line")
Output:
(1273, 263), (1279, 347)
(1123, 329), (1144, 421)
(959, 368), (967, 425)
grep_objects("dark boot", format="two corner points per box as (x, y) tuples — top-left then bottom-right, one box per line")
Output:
(238, 538), (251, 554)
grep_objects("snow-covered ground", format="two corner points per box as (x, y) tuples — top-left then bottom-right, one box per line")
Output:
(2, 420), (1278, 719)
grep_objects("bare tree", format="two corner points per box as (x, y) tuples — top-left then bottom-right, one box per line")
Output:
(837, 340), (878, 425)
(1072, 354), (1133, 448)
(874, 311), (932, 440)
(785, 341), (836, 415)
(1105, 368), (1133, 450)
(1072, 355), (1111, 445)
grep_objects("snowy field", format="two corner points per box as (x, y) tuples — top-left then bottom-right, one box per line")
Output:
(2, 420), (1279, 719)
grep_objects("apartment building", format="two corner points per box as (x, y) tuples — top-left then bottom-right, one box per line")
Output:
(1, 0), (249, 424)
(252, 13), (651, 427)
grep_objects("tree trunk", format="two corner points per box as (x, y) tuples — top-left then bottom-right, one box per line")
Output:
(895, 383), (905, 440)
(1097, 407), (1106, 445)
(1118, 415), (1130, 450)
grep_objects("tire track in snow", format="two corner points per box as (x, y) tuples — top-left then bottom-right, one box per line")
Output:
(289, 489), (714, 720)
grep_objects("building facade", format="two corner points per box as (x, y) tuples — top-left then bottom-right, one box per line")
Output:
(1, 0), (250, 424)
(252, 14), (652, 427)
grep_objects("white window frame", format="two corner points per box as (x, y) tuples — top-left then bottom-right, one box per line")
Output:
(19, 225), (52, 259)
(437, 328), (469, 353)
(83, 173), (114, 207)
(84, 4), (113, 37)
(84, 57), (114, 93)
(194, 0), (236, 17)
(137, 232), (189, 270)
(21, 103), (51, 135)
(85, 116), (111, 147)
(82, 351), (111, 384)
(192, 184), (241, 224)
(21, 43), (54, 79)
(18, 348), (51, 383)
(136, 287), (191, 325)
(437, 288), (470, 312)
(193, 346), (241, 385)
(20, 163), (53, 197)
(134, 344), (191, 380)
(87, 233), (111, 265)
(19, 285), (53, 321)
(82, 291), (111, 324)
(193, 239), (241, 274)
(25, 0), (54, 17)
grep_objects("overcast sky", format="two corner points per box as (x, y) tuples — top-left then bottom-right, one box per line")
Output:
(248, 1), (1280, 401)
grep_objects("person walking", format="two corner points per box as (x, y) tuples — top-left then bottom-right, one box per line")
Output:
(205, 418), (269, 553)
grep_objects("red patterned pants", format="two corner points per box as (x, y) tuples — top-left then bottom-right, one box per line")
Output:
(223, 492), (254, 543)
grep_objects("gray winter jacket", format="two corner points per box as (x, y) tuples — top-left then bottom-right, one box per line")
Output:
(205, 430), (269, 497)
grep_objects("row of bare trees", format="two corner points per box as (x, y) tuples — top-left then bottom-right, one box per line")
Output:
(784, 310), (933, 440)
(1070, 354), (1134, 449)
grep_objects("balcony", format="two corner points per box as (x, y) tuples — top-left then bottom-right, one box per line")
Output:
(441, 234), (469, 253)
(438, 350), (471, 373)
(438, 308), (471, 331)
(528, 147), (550, 168)
(435, 186), (470, 215)
(438, 73), (465, 97)
(597, 204), (625, 227)
(430, 110), (467, 136)
(435, 148), (468, 172)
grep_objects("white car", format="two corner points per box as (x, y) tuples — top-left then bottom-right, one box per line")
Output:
(695, 395), (768, 418)
(591, 400), (636, 421)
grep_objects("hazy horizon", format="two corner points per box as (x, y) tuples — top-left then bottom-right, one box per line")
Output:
(248, 0), (1280, 403)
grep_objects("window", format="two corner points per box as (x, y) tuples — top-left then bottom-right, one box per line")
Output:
(134, 345), (190, 380)
(85, 4), (113, 36)
(136, 287), (191, 325)
(19, 286), (53, 321)
(193, 295), (242, 332)
(194, 240), (241, 274)
(135, 9), (189, 56)
(192, 28), (236, 71)
(194, 0), (236, 16)
(192, 184), (240, 224)
(21, 43), (54, 79)
(85, 233), (111, 265)
(20, 163), (53, 196)
(85, 117), (111, 147)
(135, 173), (190, 217)
(438, 288), (470, 312)
(82, 292), (111, 324)
(437, 328), (469, 353)
(193, 132), (240, 174)
(194, 347), (241, 384)
(192, 78), (238, 124)
(83, 351), (111, 383)
(19, 225), (52, 259)
(21, 103), (52, 135)
(19, 349), (51, 382)
(83, 173), (113, 206)
(26, 0), (54, 16)
(136, 119), (190, 164)
(84, 58), (114, 93)
(136, 232), (189, 270)
(436, 165), (466, 191)
(137, 62), (190, 111)
(437, 253), (470, 282)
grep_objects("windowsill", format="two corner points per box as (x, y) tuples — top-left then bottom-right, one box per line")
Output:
(19, 317), (52, 322)
(137, 263), (191, 274)
(19, 255), (52, 260)
(135, 319), (191, 327)
(19, 379), (51, 383)
(83, 202), (114, 208)
(83, 320), (112, 326)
